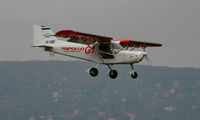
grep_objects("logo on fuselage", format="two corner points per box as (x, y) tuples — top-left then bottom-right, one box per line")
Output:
(44, 33), (51, 38)
(85, 46), (95, 54)
(61, 46), (95, 54)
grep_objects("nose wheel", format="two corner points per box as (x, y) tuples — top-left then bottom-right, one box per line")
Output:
(129, 64), (138, 79)
(129, 71), (138, 79)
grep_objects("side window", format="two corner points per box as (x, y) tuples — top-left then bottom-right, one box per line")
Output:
(98, 43), (114, 59)
(99, 43), (112, 53)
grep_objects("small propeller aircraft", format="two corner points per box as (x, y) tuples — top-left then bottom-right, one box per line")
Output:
(32, 25), (162, 79)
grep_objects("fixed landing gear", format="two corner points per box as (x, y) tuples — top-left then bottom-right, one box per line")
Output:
(89, 67), (98, 77)
(87, 64), (118, 79)
(87, 64), (99, 77)
(129, 71), (138, 79)
(109, 70), (118, 79)
(87, 64), (138, 79)
(129, 64), (138, 79)
(107, 65), (118, 79)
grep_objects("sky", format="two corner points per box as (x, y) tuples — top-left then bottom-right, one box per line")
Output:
(0, 0), (200, 68)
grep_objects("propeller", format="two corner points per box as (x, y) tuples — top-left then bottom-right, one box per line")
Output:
(143, 53), (152, 65)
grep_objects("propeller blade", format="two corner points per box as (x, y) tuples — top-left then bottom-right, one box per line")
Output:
(144, 55), (152, 65)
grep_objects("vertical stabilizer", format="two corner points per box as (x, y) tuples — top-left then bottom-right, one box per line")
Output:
(33, 25), (57, 46)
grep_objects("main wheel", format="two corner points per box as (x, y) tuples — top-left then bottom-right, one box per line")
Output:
(89, 68), (98, 77)
(109, 70), (118, 79)
(129, 71), (138, 79)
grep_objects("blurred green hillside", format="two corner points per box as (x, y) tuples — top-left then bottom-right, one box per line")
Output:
(0, 61), (200, 120)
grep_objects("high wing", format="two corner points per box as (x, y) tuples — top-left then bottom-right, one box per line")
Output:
(117, 40), (162, 48)
(55, 30), (113, 45)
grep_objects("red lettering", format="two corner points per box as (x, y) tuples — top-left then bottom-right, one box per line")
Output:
(85, 46), (95, 54)
(61, 47), (85, 52)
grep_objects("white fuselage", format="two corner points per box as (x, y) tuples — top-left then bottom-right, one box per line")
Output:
(47, 40), (146, 64)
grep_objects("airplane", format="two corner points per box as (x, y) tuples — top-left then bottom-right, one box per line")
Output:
(32, 25), (162, 79)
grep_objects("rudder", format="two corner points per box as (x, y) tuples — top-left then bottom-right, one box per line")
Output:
(33, 25), (57, 46)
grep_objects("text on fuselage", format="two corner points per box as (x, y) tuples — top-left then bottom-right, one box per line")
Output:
(61, 46), (95, 54)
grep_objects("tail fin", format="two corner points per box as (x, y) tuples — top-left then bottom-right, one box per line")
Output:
(33, 25), (57, 46)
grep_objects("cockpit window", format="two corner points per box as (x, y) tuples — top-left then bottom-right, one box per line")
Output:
(98, 43), (114, 59)
(99, 43), (112, 53)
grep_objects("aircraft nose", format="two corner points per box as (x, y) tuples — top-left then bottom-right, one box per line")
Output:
(138, 51), (147, 62)
(131, 51), (148, 63)
(141, 51), (147, 56)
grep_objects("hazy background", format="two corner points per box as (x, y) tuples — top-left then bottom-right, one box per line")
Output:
(1, 61), (200, 120)
(0, 0), (200, 68)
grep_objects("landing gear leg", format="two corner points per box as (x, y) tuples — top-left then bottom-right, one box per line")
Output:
(129, 64), (138, 79)
(107, 64), (118, 79)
